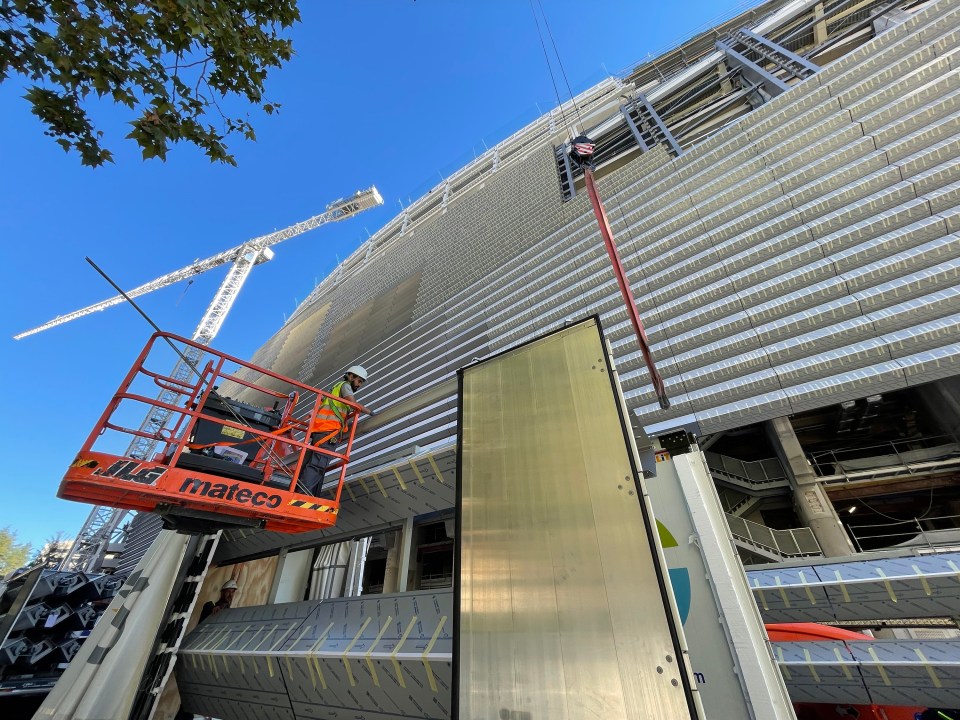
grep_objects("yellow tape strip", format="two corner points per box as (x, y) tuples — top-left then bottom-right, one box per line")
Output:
(833, 647), (852, 679)
(208, 628), (233, 652)
(198, 628), (228, 652)
(292, 624), (313, 650)
(210, 654), (218, 679)
(270, 625), (297, 651)
(239, 628), (264, 652)
(238, 654), (245, 674)
(344, 481), (357, 501)
(774, 577), (791, 608)
(285, 655), (294, 682)
(190, 654), (197, 669)
(254, 625), (279, 652)
(224, 629), (245, 652)
(309, 622), (335, 653)
(222, 654), (230, 674)
(427, 455), (445, 484)
(753, 579), (769, 610)
(366, 615), (393, 687)
(357, 476), (371, 496)
(422, 615), (447, 693)
(267, 655), (275, 678)
(876, 569), (898, 603)
(914, 648), (942, 688)
(343, 617), (372, 687)
(798, 571), (817, 605)
(391, 467), (408, 491)
(834, 570), (851, 603)
(947, 560), (960, 581)
(392, 616), (418, 688)
(912, 564), (933, 596)
(776, 647), (790, 679)
(409, 461), (425, 485)
(312, 656), (327, 690)
(867, 646), (891, 685)
(802, 648), (819, 683)
(372, 473), (389, 498)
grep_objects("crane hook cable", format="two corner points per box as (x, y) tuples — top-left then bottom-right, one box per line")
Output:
(84, 257), (311, 493)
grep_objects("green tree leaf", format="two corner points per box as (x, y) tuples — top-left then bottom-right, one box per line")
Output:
(0, 527), (33, 577)
(2, 0), (301, 166)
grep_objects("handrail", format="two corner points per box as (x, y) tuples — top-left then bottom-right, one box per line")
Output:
(808, 434), (960, 482)
(725, 513), (822, 559)
(848, 513), (960, 553)
(705, 452), (788, 486)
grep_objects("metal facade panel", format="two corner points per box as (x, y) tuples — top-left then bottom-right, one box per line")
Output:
(177, 591), (453, 720)
(773, 638), (960, 708)
(216, 448), (456, 563)
(457, 319), (699, 720)
(772, 640), (871, 705)
(227, 0), (960, 465)
(749, 552), (960, 623)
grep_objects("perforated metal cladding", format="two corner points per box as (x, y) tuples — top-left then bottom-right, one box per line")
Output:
(303, 273), (422, 388)
(237, 0), (960, 457)
(223, 303), (334, 406)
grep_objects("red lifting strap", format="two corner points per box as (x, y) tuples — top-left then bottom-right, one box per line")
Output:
(583, 166), (670, 410)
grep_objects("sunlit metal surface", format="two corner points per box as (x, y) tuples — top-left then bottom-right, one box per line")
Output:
(457, 318), (699, 720)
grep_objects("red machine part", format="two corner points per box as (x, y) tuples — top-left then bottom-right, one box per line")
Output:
(58, 331), (360, 534)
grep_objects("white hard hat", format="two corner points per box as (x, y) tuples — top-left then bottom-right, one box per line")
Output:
(346, 365), (368, 381)
(221, 580), (238, 590)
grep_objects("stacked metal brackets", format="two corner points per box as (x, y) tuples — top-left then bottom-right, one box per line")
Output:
(0, 567), (121, 695)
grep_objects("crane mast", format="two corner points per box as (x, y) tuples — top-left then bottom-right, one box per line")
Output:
(55, 187), (383, 572)
(15, 188), (384, 340)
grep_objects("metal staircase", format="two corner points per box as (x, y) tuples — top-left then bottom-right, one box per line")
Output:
(726, 513), (822, 561)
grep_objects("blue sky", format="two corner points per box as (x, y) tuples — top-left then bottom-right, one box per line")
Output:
(0, 0), (749, 552)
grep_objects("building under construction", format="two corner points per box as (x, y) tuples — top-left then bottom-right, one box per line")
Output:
(12, 0), (960, 718)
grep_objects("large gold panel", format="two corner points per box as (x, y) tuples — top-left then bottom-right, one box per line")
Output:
(457, 318), (698, 720)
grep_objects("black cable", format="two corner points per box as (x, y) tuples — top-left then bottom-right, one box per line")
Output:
(535, 0), (584, 130)
(528, 0), (570, 132)
(85, 257), (304, 491)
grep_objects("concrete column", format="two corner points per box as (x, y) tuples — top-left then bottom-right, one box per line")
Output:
(396, 517), (414, 592)
(382, 530), (402, 594)
(766, 417), (855, 557)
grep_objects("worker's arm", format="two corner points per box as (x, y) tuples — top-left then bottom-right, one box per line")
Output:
(340, 384), (375, 417)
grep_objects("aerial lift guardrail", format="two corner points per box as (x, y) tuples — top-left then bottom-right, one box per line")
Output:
(59, 331), (360, 535)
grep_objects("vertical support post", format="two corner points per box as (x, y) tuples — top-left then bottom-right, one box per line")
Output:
(766, 417), (855, 557)
(397, 516), (414, 593)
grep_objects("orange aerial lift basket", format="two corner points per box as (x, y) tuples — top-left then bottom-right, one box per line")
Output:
(59, 332), (360, 534)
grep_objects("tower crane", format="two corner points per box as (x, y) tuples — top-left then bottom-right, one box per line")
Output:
(19, 186), (384, 572)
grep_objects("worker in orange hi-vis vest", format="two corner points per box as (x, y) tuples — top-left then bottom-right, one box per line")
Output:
(300, 365), (374, 495)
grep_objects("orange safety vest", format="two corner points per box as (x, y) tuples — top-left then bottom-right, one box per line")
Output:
(310, 380), (351, 436)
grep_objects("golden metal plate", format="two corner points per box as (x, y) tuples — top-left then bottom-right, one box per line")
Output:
(458, 318), (698, 720)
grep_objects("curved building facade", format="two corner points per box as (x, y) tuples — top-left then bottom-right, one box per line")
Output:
(242, 0), (958, 462)
(171, 1), (960, 718)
